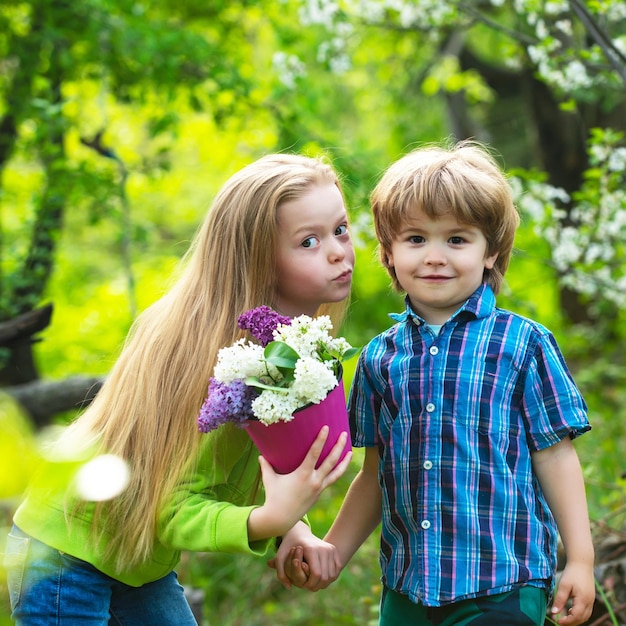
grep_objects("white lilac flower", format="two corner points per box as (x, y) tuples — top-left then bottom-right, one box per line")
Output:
(274, 315), (334, 358)
(213, 340), (268, 383)
(292, 358), (337, 405)
(252, 390), (302, 425)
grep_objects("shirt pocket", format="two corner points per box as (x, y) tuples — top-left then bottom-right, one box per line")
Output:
(3, 529), (30, 610)
(453, 352), (523, 438)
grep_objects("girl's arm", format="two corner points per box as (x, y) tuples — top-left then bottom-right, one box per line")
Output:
(248, 427), (352, 542)
(532, 437), (595, 626)
(272, 445), (382, 591)
(159, 426), (350, 556)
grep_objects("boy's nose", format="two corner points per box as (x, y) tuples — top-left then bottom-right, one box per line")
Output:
(424, 244), (447, 266)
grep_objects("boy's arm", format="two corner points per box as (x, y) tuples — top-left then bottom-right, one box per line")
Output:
(532, 437), (595, 626)
(324, 445), (382, 568)
(271, 445), (382, 591)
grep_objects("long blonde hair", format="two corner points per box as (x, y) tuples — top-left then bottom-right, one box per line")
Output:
(62, 153), (347, 571)
(372, 140), (520, 294)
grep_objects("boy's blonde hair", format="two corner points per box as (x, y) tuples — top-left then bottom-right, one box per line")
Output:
(371, 141), (520, 294)
(62, 153), (346, 572)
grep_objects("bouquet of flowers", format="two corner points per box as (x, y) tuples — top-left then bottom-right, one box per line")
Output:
(197, 306), (359, 433)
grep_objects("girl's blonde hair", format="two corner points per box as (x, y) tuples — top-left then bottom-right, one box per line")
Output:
(371, 140), (520, 294)
(62, 153), (346, 572)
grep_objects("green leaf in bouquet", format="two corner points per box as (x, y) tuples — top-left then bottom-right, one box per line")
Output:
(264, 341), (299, 371)
(244, 376), (290, 393)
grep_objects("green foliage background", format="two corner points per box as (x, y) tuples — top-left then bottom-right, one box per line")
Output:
(2, 0), (626, 624)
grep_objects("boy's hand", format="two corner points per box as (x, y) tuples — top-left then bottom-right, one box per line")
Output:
(275, 546), (311, 588)
(549, 562), (595, 625)
(268, 524), (342, 591)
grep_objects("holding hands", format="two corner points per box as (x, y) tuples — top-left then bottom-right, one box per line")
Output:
(269, 528), (341, 591)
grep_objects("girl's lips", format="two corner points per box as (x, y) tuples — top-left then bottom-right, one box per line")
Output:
(335, 269), (353, 282)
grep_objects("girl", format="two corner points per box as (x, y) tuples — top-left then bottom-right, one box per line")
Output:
(4, 153), (355, 624)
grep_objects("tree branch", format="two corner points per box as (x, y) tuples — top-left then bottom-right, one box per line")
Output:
(569, 0), (626, 86)
(0, 305), (53, 344)
(5, 375), (105, 429)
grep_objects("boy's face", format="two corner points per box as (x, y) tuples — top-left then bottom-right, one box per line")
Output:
(387, 209), (498, 325)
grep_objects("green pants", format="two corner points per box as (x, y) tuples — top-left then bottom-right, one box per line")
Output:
(379, 586), (547, 626)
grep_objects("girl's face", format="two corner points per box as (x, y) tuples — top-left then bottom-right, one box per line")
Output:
(387, 208), (498, 325)
(274, 183), (355, 317)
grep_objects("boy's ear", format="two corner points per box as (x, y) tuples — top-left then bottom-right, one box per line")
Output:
(484, 251), (499, 269)
(382, 248), (394, 268)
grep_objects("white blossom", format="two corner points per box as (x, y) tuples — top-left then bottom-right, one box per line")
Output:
(213, 340), (268, 383)
(299, 0), (340, 27)
(563, 60), (592, 89)
(252, 390), (302, 424)
(513, 128), (626, 311)
(608, 148), (626, 172)
(274, 314), (337, 358)
(544, 0), (569, 15)
(272, 51), (307, 89)
(292, 358), (337, 404)
(554, 19), (572, 36)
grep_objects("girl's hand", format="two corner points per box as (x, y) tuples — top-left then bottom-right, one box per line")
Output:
(248, 427), (352, 541)
(268, 522), (342, 591)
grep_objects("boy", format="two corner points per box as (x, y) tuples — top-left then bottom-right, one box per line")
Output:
(274, 142), (595, 625)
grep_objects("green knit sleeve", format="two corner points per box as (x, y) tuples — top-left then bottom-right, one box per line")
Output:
(157, 426), (272, 556)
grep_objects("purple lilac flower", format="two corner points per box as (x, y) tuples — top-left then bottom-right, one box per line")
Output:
(237, 306), (291, 347)
(197, 378), (257, 433)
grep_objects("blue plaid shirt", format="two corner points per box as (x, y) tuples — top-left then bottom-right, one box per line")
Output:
(348, 283), (590, 607)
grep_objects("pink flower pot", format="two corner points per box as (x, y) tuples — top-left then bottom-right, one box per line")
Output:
(244, 378), (352, 474)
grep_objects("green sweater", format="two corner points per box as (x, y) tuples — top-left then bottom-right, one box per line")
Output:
(14, 427), (274, 587)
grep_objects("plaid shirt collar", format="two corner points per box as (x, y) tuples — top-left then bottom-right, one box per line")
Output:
(389, 282), (495, 326)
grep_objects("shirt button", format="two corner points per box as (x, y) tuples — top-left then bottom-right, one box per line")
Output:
(421, 520), (431, 530)
(426, 402), (435, 413)
(429, 346), (439, 355)
(423, 460), (433, 470)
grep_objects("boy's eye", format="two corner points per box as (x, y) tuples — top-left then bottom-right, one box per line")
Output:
(335, 224), (348, 236)
(301, 236), (319, 249)
(449, 236), (465, 245)
(409, 235), (425, 244)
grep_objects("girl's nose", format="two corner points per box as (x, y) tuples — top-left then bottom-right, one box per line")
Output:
(328, 238), (347, 262)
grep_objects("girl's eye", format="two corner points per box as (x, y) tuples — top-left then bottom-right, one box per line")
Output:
(335, 224), (348, 236)
(301, 236), (320, 249)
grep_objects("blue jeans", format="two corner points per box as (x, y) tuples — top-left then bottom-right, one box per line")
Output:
(3, 526), (198, 625)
